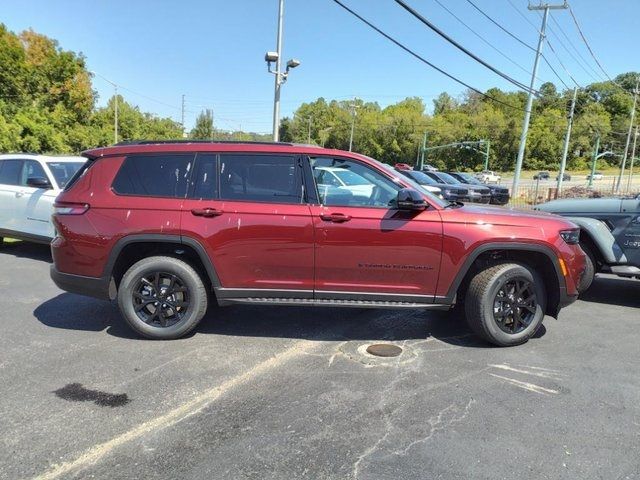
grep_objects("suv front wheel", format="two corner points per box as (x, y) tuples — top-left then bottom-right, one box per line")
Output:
(117, 256), (208, 339)
(465, 263), (546, 347)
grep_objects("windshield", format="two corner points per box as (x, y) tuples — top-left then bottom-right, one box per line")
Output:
(332, 169), (370, 186)
(431, 172), (460, 185)
(47, 161), (85, 188)
(373, 160), (448, 207)
(455, 173), (482, 185)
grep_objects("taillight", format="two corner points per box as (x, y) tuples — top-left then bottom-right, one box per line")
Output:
(54, 203), (90, 215)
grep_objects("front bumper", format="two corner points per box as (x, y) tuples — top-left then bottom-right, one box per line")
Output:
(50, 266), (113, 301)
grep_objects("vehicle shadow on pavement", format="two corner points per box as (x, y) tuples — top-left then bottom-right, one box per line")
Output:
(34, 294), (500, 347)
(0, 241), (52, 263)
(579, 276), (640, 308)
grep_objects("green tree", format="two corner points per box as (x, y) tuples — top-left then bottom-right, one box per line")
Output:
(190, 109), (214, 140)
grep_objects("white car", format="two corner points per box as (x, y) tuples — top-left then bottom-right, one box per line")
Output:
(314, 166), (374, 198)
(474, 170), (501, 184)
(0, 154), (86, 244)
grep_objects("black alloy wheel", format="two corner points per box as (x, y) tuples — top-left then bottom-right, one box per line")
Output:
(492, 277), (537, 334)
(133, 272), (190, 328)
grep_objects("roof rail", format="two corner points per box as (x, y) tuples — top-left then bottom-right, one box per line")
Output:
(113, 140), (295, 147)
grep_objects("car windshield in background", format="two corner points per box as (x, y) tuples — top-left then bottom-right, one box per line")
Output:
(456, 173), (482, 185)
(373, 161), (448, 207)
(432, 172), (460, 184)
(47, 162), (85, 188)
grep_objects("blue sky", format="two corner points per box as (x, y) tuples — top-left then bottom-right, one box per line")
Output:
(3, 0), (638, 133)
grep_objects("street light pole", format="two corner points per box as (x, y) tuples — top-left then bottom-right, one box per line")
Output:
(113, 85), (118, 144)
(557, 87), (578, 195)
(484, 139), (490, 171)
(348, 103), (358, 152)
(271, 0), (284, 142)
(588, 134), (600, 188)
(616, 78), (639, 193)
(627, 125), (638, 193)
(512, 2), (568, 197)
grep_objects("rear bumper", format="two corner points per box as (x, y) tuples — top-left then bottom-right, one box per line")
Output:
(50, 266), (113, 301)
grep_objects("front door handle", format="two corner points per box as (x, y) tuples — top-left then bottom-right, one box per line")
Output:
(191, 208), (223, 218)
(15, 191), (25, 198)
(320, 213), (352, 223)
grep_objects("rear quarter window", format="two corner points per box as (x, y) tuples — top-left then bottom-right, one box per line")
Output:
(112, 154), (194, 198)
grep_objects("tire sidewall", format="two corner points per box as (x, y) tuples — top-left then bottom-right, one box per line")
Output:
(578, 243), (595, 293)
(118, 258), (206, 340)
(479, 264), (546, 346)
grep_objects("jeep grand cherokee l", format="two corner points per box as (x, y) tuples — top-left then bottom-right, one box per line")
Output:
(50, 141), (584, 347)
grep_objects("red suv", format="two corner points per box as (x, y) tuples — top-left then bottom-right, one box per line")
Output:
(50, 141), (584, 346)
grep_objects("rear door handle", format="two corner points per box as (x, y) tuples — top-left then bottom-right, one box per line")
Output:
(320, 213), (352, 223)
(191, 208), (223, 218)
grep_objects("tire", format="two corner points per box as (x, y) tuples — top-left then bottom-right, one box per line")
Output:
(577, 243), (596, 293)
(117, 256), (208, 340)
(464, 262), (546, 347)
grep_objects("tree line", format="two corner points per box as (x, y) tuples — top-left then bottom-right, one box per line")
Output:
(1, 24), (636, 172)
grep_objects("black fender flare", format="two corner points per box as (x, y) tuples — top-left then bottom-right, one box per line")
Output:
(102, 234), (221, 293)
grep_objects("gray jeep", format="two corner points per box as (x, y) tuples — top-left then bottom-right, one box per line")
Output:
(536, 194), (640, 291)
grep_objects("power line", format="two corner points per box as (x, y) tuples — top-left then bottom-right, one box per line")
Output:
(463, 0), (571, 90)
(329, 0), (526, 112)
(465, 0), (536, 52)
(545, 38), (581, 88)
(432, 0), (538, 81)
(548, 12), (604, 81)
(394, 0), (537, 94)
(567, 4), (614, 82)
(542, 18), (602, 82)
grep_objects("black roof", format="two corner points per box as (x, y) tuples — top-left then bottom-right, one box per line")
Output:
(114, 140), (295, 147)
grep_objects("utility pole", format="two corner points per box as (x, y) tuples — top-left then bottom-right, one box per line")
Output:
(588, 134), (600, 188)
(271, 0), (284, 142)
(113, 85), (118, 144)
(627, 125), (638, 193)
(348, 102), (358, 151)
(557, 87), (578, 194)
(512, 1), (568, 197)
(307, 116), (312, 144)
(616, 78), (639, 193)
(181, 94), (186, 137)
(419, 132), (427, 170)
(483, 140), (490, 171)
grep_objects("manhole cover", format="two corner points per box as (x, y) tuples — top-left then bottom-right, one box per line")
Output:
(366, 343), (403, 357)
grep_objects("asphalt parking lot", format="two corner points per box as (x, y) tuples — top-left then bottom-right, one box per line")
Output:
(1, 241), (639, 480)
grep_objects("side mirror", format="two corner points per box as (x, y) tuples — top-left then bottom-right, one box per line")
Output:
(397, 188), (427, 211)
(26, 176), (52, 189)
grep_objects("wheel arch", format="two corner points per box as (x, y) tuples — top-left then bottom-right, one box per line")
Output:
(444, 243), (565, 318)
(565, 216), (627, 265)
(104, 234), (221, 300)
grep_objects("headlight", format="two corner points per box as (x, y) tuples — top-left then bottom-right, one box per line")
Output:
(559, 229), (580, 245)
(444, 189), (452, 195)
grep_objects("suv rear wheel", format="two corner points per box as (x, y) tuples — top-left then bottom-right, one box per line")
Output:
(117, 256), (208, 339)
(465, 263), (546, 347)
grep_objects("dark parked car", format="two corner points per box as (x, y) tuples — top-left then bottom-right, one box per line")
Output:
(533, 171), (550, 181)
(536, 194), (640, 291)
(50, 140), (584, 346)
(449, 172), (510, 205)
(396, 169), (469, 203)
(423, 171), (491, 204)
(556, 173), (571, 181)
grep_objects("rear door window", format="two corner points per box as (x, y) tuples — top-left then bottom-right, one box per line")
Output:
(219, 154), (302, 204)
(0, 160), (23, 186)
(189, 154), (218, 200)
(112, 154), (194, 198)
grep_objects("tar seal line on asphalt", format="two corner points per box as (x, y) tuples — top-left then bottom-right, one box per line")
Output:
(31, 339), (323, 480)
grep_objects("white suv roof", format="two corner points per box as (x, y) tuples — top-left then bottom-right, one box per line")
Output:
(0, 153), (85, 162)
